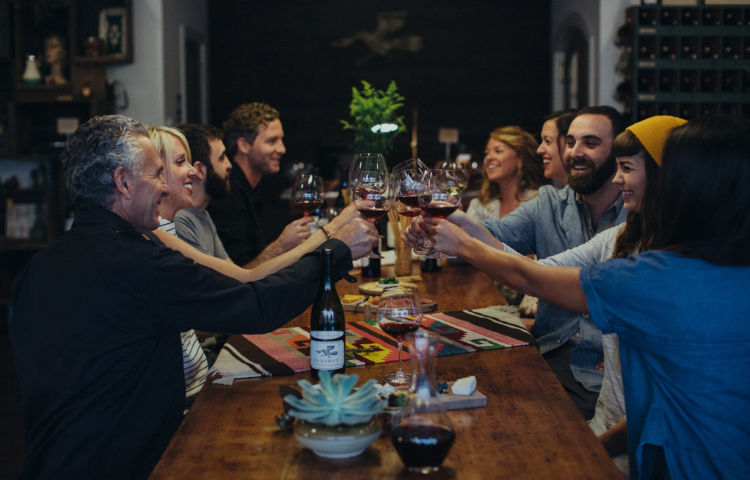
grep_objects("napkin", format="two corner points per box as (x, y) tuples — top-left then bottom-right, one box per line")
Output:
(207, 342), (270, 386)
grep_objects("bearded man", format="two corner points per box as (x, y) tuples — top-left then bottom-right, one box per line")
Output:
(404, 106), (627, 420)
(174, 123), (234, 259)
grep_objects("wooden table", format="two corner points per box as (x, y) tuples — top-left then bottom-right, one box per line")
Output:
(150, 262), (620, 479)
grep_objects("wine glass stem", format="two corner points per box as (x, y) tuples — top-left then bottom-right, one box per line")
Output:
(396, 340), (404, 380)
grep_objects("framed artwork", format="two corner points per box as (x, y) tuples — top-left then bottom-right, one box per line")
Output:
(99, 7), (128, 58)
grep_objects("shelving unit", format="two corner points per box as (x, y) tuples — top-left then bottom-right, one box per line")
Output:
(626, 3), (750, 123)
(0, 0), (131, 304)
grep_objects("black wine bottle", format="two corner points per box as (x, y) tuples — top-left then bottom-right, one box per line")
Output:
(310, 248), (346, 378)
(361, 239), (381, 277)
(420, 257), (442, 273)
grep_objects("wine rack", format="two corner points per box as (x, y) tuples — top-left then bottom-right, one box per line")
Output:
(626, 4), (750, 123)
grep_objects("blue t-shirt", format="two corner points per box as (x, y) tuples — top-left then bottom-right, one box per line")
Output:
(580, 251), (750, 480)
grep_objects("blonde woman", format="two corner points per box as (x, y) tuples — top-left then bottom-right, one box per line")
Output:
(467, 126), (547, 222)
(467, 126), (547, 305)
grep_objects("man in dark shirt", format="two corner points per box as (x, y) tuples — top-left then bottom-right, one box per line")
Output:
(9, 115), (376, 479)
(207, 102), (312, 267)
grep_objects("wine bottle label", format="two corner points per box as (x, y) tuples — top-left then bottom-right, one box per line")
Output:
(311, 330), (344, 340)
(310, 339), (345, 370)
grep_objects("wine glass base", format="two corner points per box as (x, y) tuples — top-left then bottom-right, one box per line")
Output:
(423, 252), (456, 259)
(406, 466), (442, 474)
(383, 372), (411, 385)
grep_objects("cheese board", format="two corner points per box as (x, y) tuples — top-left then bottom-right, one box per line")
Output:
(358, 281), (418, 295)
(340, 295), (437, 313)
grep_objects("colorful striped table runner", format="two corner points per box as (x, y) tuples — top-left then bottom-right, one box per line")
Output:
(208, 306), (536, 385)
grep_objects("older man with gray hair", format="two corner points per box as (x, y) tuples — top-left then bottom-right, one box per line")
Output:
(9, 115), (376, 479)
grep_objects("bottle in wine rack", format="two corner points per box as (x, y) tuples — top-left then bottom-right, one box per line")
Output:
(310, 248), (346, 379)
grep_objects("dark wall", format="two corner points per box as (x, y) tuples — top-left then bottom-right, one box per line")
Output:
(208, 0), (551, 235)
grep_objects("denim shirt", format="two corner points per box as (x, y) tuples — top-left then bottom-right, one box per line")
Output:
(480, 185), (626, 391)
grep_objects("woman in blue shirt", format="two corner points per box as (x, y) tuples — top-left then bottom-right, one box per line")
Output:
(428, 115), (750, 480)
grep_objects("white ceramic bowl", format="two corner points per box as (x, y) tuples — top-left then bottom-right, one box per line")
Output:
(293, 417), (381, 459)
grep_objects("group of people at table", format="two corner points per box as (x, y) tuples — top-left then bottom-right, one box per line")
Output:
(7, 99), (749, 479)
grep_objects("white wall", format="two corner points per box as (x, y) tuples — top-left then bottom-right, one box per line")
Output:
(599, 0), (639, 108)
(106, 0), (165, 124)
(105, 0), (208, 125)
(161, 0), (208, 125)
(552, 0), (638, 110)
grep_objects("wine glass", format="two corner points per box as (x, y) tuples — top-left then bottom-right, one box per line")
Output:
(349, 153), (388, 194)
(352, 170), (394, 258)
(376, 285), (423, 386)
(415, 169), (461, 259)
(291, 173), (325, 216)
(393, 169), (428, 219)
(441, 160), (469, 192)
(392, 157), (429, 176)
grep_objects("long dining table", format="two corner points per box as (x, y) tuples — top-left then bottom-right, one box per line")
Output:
(149, 261), (621, 479)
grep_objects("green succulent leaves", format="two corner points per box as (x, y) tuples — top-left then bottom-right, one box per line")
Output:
(341, 80), (406, 156)
(284, 371), (386, 426)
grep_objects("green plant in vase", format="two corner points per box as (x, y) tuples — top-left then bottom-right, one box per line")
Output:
(341, 80), (406, 157)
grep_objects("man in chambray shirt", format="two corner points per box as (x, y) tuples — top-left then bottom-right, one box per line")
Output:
(405, 106), (627, 419)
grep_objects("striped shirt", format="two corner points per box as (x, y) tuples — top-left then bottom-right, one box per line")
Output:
(159, 216), (209, 414)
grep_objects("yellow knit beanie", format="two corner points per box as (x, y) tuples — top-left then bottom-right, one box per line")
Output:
(626, 115), (688, 166)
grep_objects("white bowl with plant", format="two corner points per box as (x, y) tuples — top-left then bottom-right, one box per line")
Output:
(284, 370), (386, 458)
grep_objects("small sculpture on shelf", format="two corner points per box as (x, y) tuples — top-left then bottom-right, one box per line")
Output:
(42, 34), (69, 86)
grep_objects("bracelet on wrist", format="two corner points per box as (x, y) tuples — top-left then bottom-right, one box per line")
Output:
(321, 225), (332, 240)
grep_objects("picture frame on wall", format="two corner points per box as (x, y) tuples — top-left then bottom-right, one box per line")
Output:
(99, 7), (128, 58)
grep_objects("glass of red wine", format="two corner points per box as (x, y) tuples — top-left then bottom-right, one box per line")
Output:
(291, 173), (325, 216)
(391, 330), (455, 473)
(349, 153), (387, 195)
(352, 170), (394, 259)
(415, 169), (461, 258)
(376, 285), (422, 386)
(393, 169), (428, 219)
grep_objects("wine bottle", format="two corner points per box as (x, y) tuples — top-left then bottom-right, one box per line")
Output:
(361, 239), (381, 277)
(420, 257), (442, 273)
(310, 248), (346, 378)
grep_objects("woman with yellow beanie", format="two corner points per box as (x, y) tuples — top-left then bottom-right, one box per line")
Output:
(429, 115), (686, 478)
(429, 115), (750, 479)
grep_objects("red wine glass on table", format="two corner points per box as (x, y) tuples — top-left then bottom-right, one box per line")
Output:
(415, 169), (461, 258)
(376, 285), (422, 386)
(352, 170), (394, 259)
(291, 173), (325, 217)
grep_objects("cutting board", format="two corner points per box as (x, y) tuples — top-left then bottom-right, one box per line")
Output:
(440, 382), (487, 410)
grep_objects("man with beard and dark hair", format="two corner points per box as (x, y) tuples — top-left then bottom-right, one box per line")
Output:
(403, 106), (627, 420)
(174, 123), (234, 260)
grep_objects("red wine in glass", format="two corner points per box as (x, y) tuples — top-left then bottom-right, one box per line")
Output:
(421, 204), (458, 218)
(294, 199), (324, 216)
(380, 321), (420, 340)
(399, 209), (420, 218)
(391, 425), (456, 470)
(357, 207), (389, 222)
(397, 195), (420, 207)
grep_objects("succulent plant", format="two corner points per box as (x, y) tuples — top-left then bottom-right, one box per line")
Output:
(284, 371), (386, 426)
